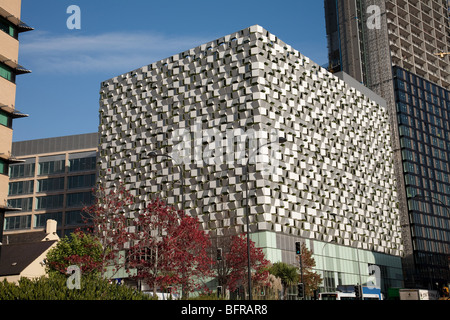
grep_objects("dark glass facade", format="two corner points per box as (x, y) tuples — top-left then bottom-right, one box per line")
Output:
(394, 66), (450, 289)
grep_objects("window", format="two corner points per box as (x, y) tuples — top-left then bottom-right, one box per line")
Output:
(38, 155), (65, 176)
(69, 154), (97, 172)
(38, 177), (65, 192)
(0, 158), (8, 175)
(36, 194), (64, 210)
(323, 271), (336, 292)
(0, 62), (15, 83)
(65, 210), (87, 226)
(34, 212), (62, 228)
(66, 191), (93, 208)
(4, 215), (31, 231)
(68, 174), (95, 189)
(8, 180), (34, 195)
(0, 16), (18, 38)
(7, 197), (33, 211)
(397, 102), (408, 113)
(0, 110), (12, 128)
(9, 159), (35, 178)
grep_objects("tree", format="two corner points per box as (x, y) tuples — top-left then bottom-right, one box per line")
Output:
(46, 230), (103, 275)
(211, 234), (270, 298)
(298, 242), (322, 298)
(269, 262), (298, 300)
(83, 183), (133, 278)
(127, 198), (212, 298)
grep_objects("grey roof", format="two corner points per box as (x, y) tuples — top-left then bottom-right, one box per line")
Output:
(12, 132), (99, 157)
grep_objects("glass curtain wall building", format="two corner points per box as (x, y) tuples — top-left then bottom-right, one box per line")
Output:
(394, 66), (450, 289)
(324, 0), (450, 290)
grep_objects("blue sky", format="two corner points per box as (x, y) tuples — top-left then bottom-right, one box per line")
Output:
(13, 0), (328, 142)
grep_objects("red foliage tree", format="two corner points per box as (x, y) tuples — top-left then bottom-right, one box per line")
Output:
(127, 198), (213, 298)
(83, 183), (133, 277)
(212, 234), (270, 297)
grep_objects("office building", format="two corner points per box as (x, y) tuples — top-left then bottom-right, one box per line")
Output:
(98, 25), (404, 294)
(324, 0), (450, 289)
(393, 66), (450, 289)
(0, 0), (33, 251)
(4, 133), (98, 242)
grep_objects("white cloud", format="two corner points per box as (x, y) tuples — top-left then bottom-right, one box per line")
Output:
(19, 31), (209, 74)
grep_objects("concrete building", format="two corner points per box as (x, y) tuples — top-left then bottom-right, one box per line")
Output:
(0, 0), (32, 253)
(324, 0), (449, 89)
(4, 133), (98, 240)
(98, 25), (404, 294)
(324, 0), (450, 290)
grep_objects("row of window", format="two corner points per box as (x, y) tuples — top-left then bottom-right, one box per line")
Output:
(412, 225), (450, 243)
(414, 238), (449, 255)
(3, 210), (86, 231)
(8, 174), (96, 195)
(395, 67), (449, 100)
(400, 137), (448, 161)
(7, 191), (94, 211)
(402, 150), (449, 172)
(404, 173), (450, 191)
(404, 159), (450, 179)
(396, 85), (449, 110)
(9, 156), (97, 179)
(397, 98), (449, 120)
(398, 115), (449, 146)
(406, 184), (450, 200)
(407, 193), (450, 210)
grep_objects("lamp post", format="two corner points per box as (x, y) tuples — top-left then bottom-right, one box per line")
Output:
(244, 136), (287, 300)
(147, 151), (184, 212)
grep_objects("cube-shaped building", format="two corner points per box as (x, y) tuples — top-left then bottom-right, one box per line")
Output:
(98, 25), (403, 292)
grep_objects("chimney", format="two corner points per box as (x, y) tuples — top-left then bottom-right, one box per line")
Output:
(44, 219), (59, 241)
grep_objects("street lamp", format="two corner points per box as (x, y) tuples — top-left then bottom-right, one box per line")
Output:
(349, 220), (363, 299)
(147, 151), (184, 212)
(244, 136), (287, 300)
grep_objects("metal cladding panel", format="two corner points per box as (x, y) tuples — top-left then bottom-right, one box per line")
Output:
(12, 133), (98, 156)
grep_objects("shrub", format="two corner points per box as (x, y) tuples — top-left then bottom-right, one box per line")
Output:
(0, 273), (155, 300)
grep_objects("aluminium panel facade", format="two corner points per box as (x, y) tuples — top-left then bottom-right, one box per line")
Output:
(98, 25), (403, 261)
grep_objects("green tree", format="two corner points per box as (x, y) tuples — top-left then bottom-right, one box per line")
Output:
(269, 262), (298, 300)
(46, 230), (103, 275)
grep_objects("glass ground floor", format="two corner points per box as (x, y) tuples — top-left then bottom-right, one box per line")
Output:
(250, 231), (404, 298)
